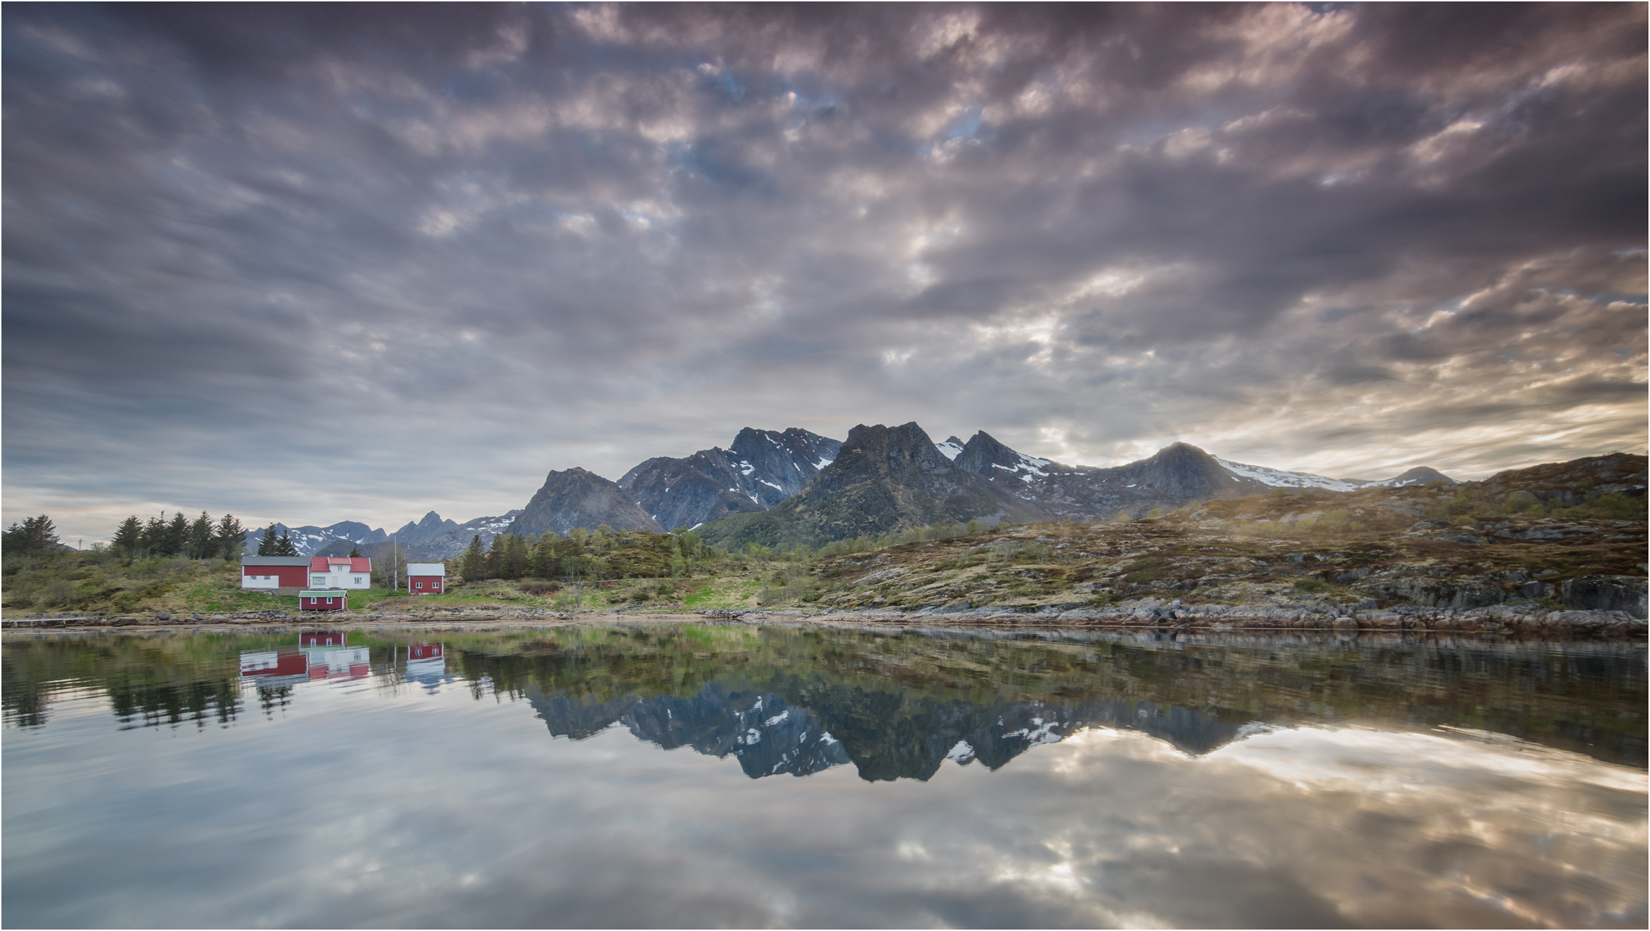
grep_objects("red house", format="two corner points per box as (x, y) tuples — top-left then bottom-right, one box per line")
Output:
(406, 563), (446, 594)
(299, 590), (347, 611)
(240, 556), (311, 590)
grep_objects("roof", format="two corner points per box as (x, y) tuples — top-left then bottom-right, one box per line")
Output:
(242, 556), (313, 567)
(310, 557), (371, 572)
(299, 590), (349, 598)
(406, 563), (447, 576)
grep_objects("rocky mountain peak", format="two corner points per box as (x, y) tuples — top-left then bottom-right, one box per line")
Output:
(956, 431), (1042, 475)
(619, 426), (844, 531)
(507, 467), (663, 537)
(1374, 466), (1457, 487)
(1123, 442), (1236, 498)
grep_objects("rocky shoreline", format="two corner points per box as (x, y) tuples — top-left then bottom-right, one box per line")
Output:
(3, 599), (1644, 639)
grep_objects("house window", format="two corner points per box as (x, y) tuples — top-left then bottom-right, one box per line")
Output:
(326, 597), (333, 605)
(415, 581), (423, 589)
(353, 576), (363, 584)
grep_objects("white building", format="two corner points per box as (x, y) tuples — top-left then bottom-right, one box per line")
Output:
(309, 556), (372, 589)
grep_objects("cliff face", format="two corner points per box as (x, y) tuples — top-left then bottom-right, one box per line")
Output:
(507, 467), (664, 537)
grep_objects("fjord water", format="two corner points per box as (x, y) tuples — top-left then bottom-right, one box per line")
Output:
(3, 626), (1645, 929)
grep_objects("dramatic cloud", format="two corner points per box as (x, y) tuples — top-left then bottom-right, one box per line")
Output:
(4, 3), (1644, 541)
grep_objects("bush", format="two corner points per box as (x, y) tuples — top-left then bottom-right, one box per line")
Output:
(1293, 576), (1331, 593)
(517, 580), (559, 596)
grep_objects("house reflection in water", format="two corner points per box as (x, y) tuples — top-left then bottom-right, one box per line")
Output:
(239, 632), (371, 687)
(404, 643), (446, 687)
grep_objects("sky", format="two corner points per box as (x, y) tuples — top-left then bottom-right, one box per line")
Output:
(4, 3), (1645, 544)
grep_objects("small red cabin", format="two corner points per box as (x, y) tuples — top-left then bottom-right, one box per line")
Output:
(299, 590), (347, 611)
(406, 563), (446, 595)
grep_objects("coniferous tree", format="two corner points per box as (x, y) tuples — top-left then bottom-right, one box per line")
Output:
(460, 534), (485, 582)
(187, 511), (216, 560)
(2, 515), (59, 555)
(502, 534), (529, 580)
(216, 515), (245, 561)
(257, 524), (279, 556)
(164, 511), (189, 556)
(529, 535), (557, 579)
(112, 516), (144, 557)
(142, 514), (167, 554)
(275, 530), (297, 556)
(483, 534), (506, 580)
(348, 546), (361, 558)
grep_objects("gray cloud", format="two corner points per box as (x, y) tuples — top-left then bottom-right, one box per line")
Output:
(3, 3), (1644, 541)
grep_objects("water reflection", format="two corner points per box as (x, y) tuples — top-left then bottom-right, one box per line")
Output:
(5, 625), (1646, 771)
(2, 625), (1645, 928)
(532, 684), (1264, 781)
(238, 631), (371, 686)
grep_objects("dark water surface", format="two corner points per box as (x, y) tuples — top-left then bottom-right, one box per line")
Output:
(4, 624), (1645, 928)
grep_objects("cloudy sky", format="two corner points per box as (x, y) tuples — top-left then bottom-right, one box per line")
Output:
(4, 3), (1645, 543)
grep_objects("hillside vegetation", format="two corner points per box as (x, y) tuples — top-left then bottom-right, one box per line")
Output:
(5, 453), (1643, 622)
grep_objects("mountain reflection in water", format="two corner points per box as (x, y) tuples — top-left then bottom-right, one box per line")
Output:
(531, 684), (1251, 781)
(2, 624), (1645, 929)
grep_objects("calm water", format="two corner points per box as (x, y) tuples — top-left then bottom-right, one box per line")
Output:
(3, 624), (1645, 929)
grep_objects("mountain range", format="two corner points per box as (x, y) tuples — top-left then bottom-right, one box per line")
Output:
(247, 423), (1456, 557)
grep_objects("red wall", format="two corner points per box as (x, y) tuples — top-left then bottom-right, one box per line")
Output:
(300, 596), (346, 611)
(409, 576), (444, 593)
(245, 565), (309, 587)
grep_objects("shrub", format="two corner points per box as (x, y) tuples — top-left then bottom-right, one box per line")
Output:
(1503, 490), (1542, 516)
(1293, 576), (1331, 593)
(517, 580), (559, 596)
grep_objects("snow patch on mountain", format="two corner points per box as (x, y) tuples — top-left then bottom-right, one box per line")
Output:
(934, 438), (965, 460)
(990, 451), (1050, 483)
(1215, 458), (1360, 492)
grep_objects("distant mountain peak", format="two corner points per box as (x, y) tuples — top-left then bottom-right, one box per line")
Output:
(507, 467), (664, 537)
(1365, 466), (1457, 487)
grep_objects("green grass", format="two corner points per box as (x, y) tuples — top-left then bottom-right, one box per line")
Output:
(683, 577), (762, 609)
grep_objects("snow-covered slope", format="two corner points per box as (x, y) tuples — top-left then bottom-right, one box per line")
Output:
(1214, 458), (1361, 492)
(934, 436), (965, 460)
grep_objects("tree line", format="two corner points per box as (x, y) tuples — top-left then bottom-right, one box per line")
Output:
(455, 526), (713, 583)
(110, 512), (246, 560)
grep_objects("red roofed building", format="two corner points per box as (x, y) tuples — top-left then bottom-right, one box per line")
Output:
(240, 556), (312, 589)
(309, 556), (371, 590)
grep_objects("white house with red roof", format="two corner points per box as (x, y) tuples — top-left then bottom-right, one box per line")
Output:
(309, 556), (371, 589)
